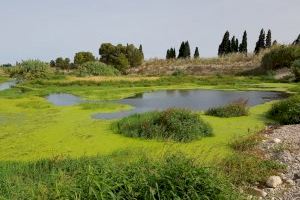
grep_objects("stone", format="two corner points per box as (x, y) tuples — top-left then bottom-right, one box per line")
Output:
(293, 172), (300, 180)
(266, 176), (283, 188)
(286, 179), (295, 185)
(249, 187), (268, 197)
(273, 138), (281, 143)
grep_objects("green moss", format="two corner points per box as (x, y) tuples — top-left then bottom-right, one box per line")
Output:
(0, 75), (298, 162)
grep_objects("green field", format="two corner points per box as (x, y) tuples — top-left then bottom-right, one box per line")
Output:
(0, 76), (298, 162)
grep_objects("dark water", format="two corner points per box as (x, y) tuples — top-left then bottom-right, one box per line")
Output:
(46, 93), (83, 106)
(92, 89), (287, 119)
(0, 80), (16, 91)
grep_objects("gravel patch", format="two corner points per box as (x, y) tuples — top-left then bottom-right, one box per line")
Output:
(258, 125), (300, 200)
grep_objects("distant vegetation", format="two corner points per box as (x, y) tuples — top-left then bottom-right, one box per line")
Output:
(267, 95), (300, 125)
(5, 60), (53, 80)
(99, 43), (144, 73)
(261, 45), (300, 70)
(114, 108), (212, 142)
(292, 59), (300, 81)
(76, 61), (120, 77)
(205, 99), (249, 118)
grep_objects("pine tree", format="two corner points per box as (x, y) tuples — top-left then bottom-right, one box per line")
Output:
(239, 31), (248, 54)
(266, 30), (272, 48)
(218, 31), (231, 56)
(139, 45), (144, 59)
(194, 47), (200, 59)
(184, 41), (191, 58)
(178, 42), (185, 58)
(254, 29), (265, 54)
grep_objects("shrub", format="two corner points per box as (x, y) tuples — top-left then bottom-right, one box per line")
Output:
(113, 108), (213, 142)
(6, 60), (52, 80)
(0, 153), (241, 199)
(76, 61), (120, 76)
(74, 51), (96, 65)
(267, 95), (300, 125)
(292, 59), (300, 81)
(261, 45), (300, 70)
(205, 99), (249, 118)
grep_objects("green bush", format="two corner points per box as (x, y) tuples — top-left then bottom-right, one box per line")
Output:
(267, 95), (300, 124)
(6, 60), (52, 80)
(76, 61), (120, 76)
(292, 59), (300, 81)
(0, 154), (241, 199)
(261, 45), (300, 70)
(205, 99), (249, 118)
(114, 108), (213, 142)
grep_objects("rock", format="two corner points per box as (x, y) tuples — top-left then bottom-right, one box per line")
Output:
(273, 138), (281, 143)
(266, 176), (283, 188)
(249, 187), (268, 197)
(293, 172), (300, 180)
(286, 179), (295, 185)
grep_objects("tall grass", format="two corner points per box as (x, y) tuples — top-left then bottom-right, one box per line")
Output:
(205, 99), (249, 118)
(113, 108), (213, 142)
(0, 153), (241, 199)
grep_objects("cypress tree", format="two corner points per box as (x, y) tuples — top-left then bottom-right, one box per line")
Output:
(218, 31), (231, 56)
(178, 42), (185, 58)
(266, 30), (272, 48)
(194, 47), (200, 59)
(239, 31), (248, 54)
(172, 48), (176, 58)
(184, 41), (191, 58)
(235, 38), (239, 52)
(230, 36), (236, 53)
(254, 29), (265, 54)
(139, 45), (144, 59)
(166, 49), (170, 59)
(293, 34), (300, 45)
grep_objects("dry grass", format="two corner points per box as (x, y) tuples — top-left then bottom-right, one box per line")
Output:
(66, 76), (160, 82)
(128, 52), (268, 76)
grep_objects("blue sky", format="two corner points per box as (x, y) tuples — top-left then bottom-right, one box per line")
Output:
(0, 0), (299, 64)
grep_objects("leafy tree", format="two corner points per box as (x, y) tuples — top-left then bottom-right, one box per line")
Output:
(126, 44), (144, 67)
(293, 34), (300, 45)
(74, 52), (96, 65)
(218, 31), (230, 56)
(55, 57), (70, 70)
(194, 47), (200, 59)
(266, 29), (272, 48)
(254, 29), (266, 54)
(50, 60), (56, 68)
(239, 31), (248, 53)
(273, 40), (278, 46)
(99, 43), (143, 72)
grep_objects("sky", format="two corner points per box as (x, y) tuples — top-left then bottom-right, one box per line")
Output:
(0, 0), (299, 64)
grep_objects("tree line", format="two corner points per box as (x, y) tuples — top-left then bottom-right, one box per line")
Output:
(166, 41), (200, 60)
(50, 43), (144, 73)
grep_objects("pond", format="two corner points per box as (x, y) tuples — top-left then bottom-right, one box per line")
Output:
(45, 89), (286, 119)
(92, 89), (286, 119)
(46, 93), (83, 106)
(0, 80), (16, 91)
